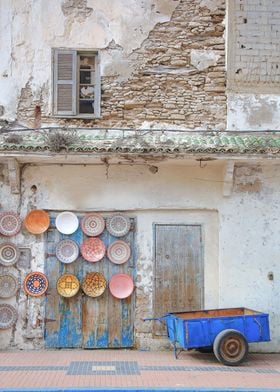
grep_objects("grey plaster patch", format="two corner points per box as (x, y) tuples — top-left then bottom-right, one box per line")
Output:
(246, 99), (277, 127)
(61, 0), (93, 19)
(199, 0), (220, 11)
(191, 50), (221, 71)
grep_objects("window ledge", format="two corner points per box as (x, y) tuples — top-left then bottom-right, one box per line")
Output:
(52, 114), (101, 119)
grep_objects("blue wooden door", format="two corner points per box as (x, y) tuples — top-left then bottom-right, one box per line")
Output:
(45, 214), (135, 348)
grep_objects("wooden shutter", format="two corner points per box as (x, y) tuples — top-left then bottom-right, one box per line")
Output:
(53, 49), (77, 116)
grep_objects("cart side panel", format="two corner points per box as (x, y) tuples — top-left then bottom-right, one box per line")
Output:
(188, 317), (246, 348)
(187, 313), (270, 348)
(187, 319), (212, 348)
(244, 314), (270, 342)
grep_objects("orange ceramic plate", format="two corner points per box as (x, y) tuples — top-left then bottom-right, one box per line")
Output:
(24, 210), (50, 234)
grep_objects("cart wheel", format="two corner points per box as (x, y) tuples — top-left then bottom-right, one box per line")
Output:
(213, 329), (248, 366)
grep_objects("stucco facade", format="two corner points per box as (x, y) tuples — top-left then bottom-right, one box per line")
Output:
(0, 0), (280, 353)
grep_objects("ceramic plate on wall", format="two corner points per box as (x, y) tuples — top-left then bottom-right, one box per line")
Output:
(106, 214), (131, 237)
(107, 240), (131, 265)
(0, 273), (19, 298)
(24, 210), (50, 234)
(56, 239), (79, 264)
(0, 243), (20, 266)
(56, 274), (80, 298)
(0, 304), (18, 329)
(55, 212), (79, 235)
(0, 211), (21, 236)
(81, 238), (106, 262)
(109, 273), (134, 299)
(24, 272), (48, 297)
(81, 213), (105, 237)
(82, 272), (106, 297)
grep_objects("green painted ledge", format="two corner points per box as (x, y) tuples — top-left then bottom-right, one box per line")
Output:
(1, 131), (280, 155)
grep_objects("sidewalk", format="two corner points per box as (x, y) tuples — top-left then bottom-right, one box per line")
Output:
(0, 349), (279, 392)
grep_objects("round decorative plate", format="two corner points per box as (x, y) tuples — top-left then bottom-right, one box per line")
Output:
(0, 243), (20, 266)
(56, 239), (79, 264)
(55, 212), (79, 235)
(80, 238), (106, 262)
(109, 273), (134, 299)
(24, 210), (50, 234)
(0, 211), (21, 236)
(106, 214), (131, 237)
(0, 273), (19, 298)
(82, 272), (107, 297)
(107, 240), (131, 265)
(0, 304), (17, 329)
(24, 272), (48, 297)
(56, 274), (80, 298)
(81, 213), (105, 237)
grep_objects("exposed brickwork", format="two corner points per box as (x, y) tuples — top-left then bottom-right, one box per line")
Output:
(18, 0), (226, 130)
(229, 0), (280, 90)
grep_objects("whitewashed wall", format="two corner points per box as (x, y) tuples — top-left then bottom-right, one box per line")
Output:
(1, 161), (278, 351)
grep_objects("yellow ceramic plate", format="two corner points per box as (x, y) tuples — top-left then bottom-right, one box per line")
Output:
(56, 274), (80, 298)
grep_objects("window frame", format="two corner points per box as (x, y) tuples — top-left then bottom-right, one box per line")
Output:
(52, 48), (101, 119)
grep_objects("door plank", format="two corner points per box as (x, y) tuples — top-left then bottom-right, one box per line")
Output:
(45, 214), (135, 349)
(154, 224), (203, 336)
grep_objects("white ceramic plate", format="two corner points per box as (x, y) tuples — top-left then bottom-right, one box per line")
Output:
(55, 212), (79, 235)
(56, 239), (79, 264)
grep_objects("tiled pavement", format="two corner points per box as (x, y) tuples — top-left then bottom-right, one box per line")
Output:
(0, 349), (279, 391)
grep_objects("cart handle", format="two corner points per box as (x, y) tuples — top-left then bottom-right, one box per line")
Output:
(143, 317), (167, 322)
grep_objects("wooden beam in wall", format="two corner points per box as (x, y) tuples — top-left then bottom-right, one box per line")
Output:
(223, 161), (235, 197)
(7, 158), (20, 194)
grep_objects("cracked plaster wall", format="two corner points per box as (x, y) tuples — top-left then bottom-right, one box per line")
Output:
(0, 0), (226, 130)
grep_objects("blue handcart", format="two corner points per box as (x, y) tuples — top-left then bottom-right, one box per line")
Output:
(145, 307), (270, 366)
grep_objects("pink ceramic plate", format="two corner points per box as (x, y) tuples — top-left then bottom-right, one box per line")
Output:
(80, 237), (106, 262)
(109, 273), (134, 299)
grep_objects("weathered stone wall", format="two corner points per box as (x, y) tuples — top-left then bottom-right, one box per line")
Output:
(95, 0), (226, 129)
(0, 0), (226, 130)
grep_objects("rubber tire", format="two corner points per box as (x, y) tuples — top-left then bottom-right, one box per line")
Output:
(213, 329), (248, 366)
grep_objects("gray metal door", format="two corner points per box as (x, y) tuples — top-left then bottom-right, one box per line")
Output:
(154, 224), (204, 335)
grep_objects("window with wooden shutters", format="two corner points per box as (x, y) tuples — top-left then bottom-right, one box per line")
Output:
(53, 49), (100, 118)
